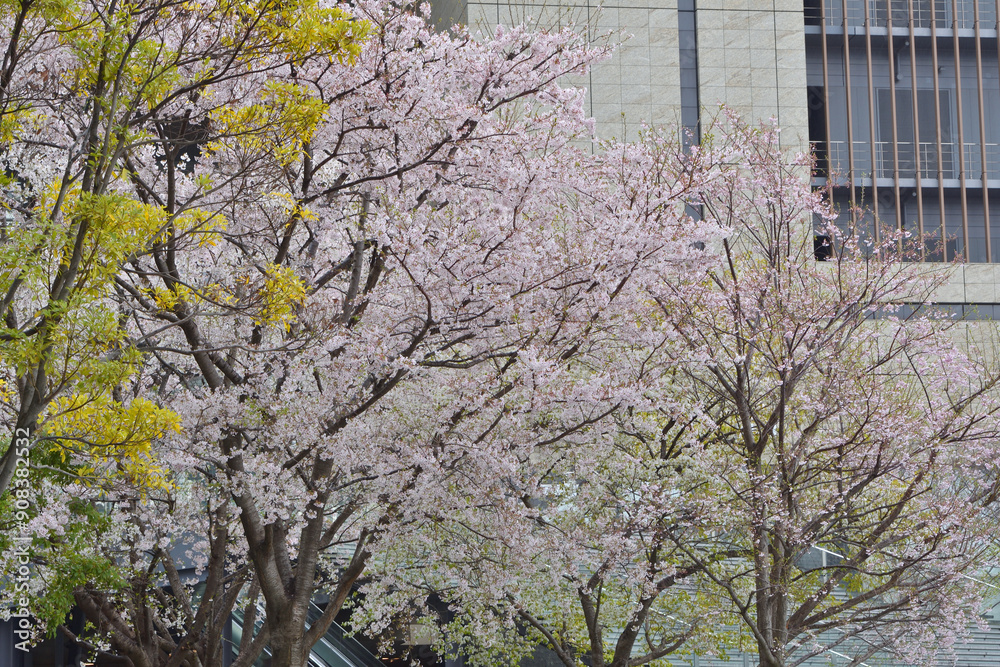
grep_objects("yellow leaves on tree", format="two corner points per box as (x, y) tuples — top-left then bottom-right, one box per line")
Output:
(43, 394), (181, 492)
(13, 189), (169, 290)
(259, 0), (370, 61)
(71, 192), (169, 256)
(211, 81), (330, 165)
(217, 0), (370, 61)
(257, 262), (307, 330)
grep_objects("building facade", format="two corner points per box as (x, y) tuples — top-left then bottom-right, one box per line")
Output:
(433, 0), (811, 149)
(432, 0), (1000, 301)
(808, 0), (1000, 263)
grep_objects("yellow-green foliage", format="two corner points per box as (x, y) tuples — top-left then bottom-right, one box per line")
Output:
(216, 0), (370, 60)
(43, 394), (181, 491)
(260, 0), (370, 60)
(204, 0), (363, 160)
(211, 80), (330, 164)
(0, 0), (366, 504)
(175, 207), (227, 247)
(70, 192), (169, 257)
(257, 262), (308, 329)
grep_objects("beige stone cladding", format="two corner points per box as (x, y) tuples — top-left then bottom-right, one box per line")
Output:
(932, 265), (1000, 305)
(464, 0), (682, 141)
(461, 0), (809, 150)
(696, 0), (808, 152)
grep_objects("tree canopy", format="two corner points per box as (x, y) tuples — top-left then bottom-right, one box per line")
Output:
(0, 2), (998, 667)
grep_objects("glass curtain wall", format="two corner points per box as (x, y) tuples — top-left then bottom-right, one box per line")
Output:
(805, 0), (1000, 261)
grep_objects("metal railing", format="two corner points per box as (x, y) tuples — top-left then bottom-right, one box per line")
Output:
(805, 0), (994, 29)
(824, 140), (1000, 180)
(868, 0), (949, 27)
(963, 142), (1000, 178)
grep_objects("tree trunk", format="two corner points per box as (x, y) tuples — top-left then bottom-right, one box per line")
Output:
(267, 622), (308, 667)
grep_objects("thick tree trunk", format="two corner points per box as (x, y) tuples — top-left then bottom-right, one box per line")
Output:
(267, 619), (308, 667)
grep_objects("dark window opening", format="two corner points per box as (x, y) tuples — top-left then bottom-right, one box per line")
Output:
(804, 0), (823, 25)
(814, 234), (833, 260)
(808, 86), (828, 177)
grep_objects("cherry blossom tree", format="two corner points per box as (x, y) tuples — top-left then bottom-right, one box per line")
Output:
(0, 0), (721, 666)
(382, 117), (1000, 667)
(362, 127), (743, 667)
(627, 119), (1000, 667)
